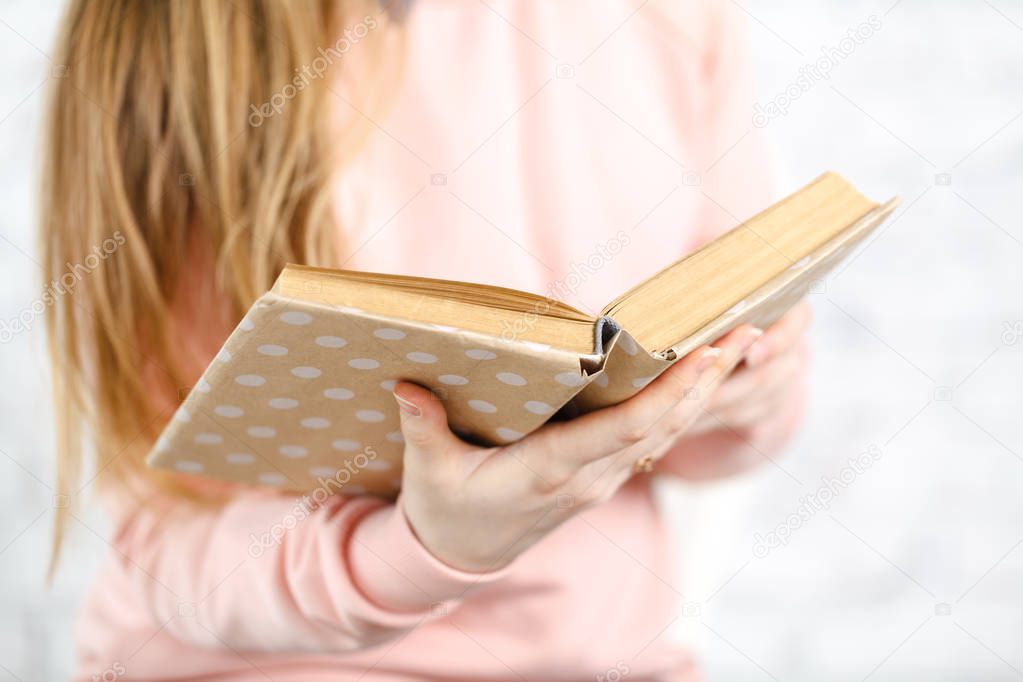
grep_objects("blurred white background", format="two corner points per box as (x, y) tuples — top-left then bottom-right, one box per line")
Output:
(1, 1), (1021, 680)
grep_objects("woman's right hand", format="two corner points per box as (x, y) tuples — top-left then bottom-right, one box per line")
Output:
(392, 325), (762, 573)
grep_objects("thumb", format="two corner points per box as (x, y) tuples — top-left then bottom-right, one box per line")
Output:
(392, 382), (463, 463)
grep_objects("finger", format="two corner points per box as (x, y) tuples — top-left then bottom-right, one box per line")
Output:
(701, 325), (762, 386)
(746, 302), (811, 368)
(392, 382), (468, 465)
(693, 341), (806, 433)
(710, 374), (799, 430)
(708, 343), (804, 412)
(661, 326), (761, 434)
(636, 334), (753, 431)
(707, 341), (802, 427)
(532, 343), (727, 466)
(611, 328), (761, 463)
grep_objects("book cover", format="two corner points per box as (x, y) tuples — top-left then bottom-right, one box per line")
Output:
(147, 173), (898, 494)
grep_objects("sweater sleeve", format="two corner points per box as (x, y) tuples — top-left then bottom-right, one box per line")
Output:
(107, 487), (509, 652)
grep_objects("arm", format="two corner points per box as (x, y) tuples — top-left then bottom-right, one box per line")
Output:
(114, 261), (509, 653)
(109, 327), (760, 653)
(108, 487), (507, 653)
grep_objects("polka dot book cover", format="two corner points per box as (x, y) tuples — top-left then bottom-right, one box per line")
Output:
(146, 173), (897, 494)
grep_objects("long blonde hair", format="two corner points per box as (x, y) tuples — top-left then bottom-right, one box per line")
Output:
(40, 0), (396, 570)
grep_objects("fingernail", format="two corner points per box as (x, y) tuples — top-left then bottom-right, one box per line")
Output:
(393, 393), (421, 417)
(743, 327), (764, 351)
(696, 347), (722, 371)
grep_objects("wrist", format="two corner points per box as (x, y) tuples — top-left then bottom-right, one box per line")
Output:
(348, 500), (514, 613)
(402, 495), (519, 574)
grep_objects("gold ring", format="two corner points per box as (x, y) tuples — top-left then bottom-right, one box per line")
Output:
(633, 455), (654, 473)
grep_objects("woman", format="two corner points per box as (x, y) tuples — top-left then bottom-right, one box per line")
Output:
(41, 1), (807, 679)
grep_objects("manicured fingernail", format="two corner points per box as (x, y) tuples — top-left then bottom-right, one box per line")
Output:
(393, 393), (421, 417)
(696, 347), (722, 371)
(743, 327), (764, 351)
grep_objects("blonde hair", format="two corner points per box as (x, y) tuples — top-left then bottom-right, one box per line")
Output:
(40, 0), (397, 571)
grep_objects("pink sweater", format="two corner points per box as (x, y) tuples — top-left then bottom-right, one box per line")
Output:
(75, 2), (784, 679)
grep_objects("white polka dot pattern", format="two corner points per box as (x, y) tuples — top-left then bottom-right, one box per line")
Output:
(269, 397), (299, 409)
(496, 372), (527, 386)
(280, 311), (312, 326)
(316, 336), (347, 348)
(324, 388), (354, 401)
(555, 372), (584, 387)
(259, 472), (287, 486)
(279, 445), (308, 458)
(214, 405), (244, 418)
(568, 328), (674, 412)
(247, 426), (276, 438)
(524, 401), (553, 415)
(149, 296), (604, 495)
(495, 427), (524, 442)
(291, 366), (322, 379)
(468, 399), (497, 414)
(309, 466), (338, 478)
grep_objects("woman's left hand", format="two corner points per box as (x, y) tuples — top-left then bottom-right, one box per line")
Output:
(690, 302), (811, 435)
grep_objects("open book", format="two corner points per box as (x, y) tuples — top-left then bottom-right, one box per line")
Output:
(147, 172), (898, 494)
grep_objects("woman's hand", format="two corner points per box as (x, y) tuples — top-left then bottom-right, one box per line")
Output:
(392, 326), (763, 573)
(690, 302), (811, 436)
